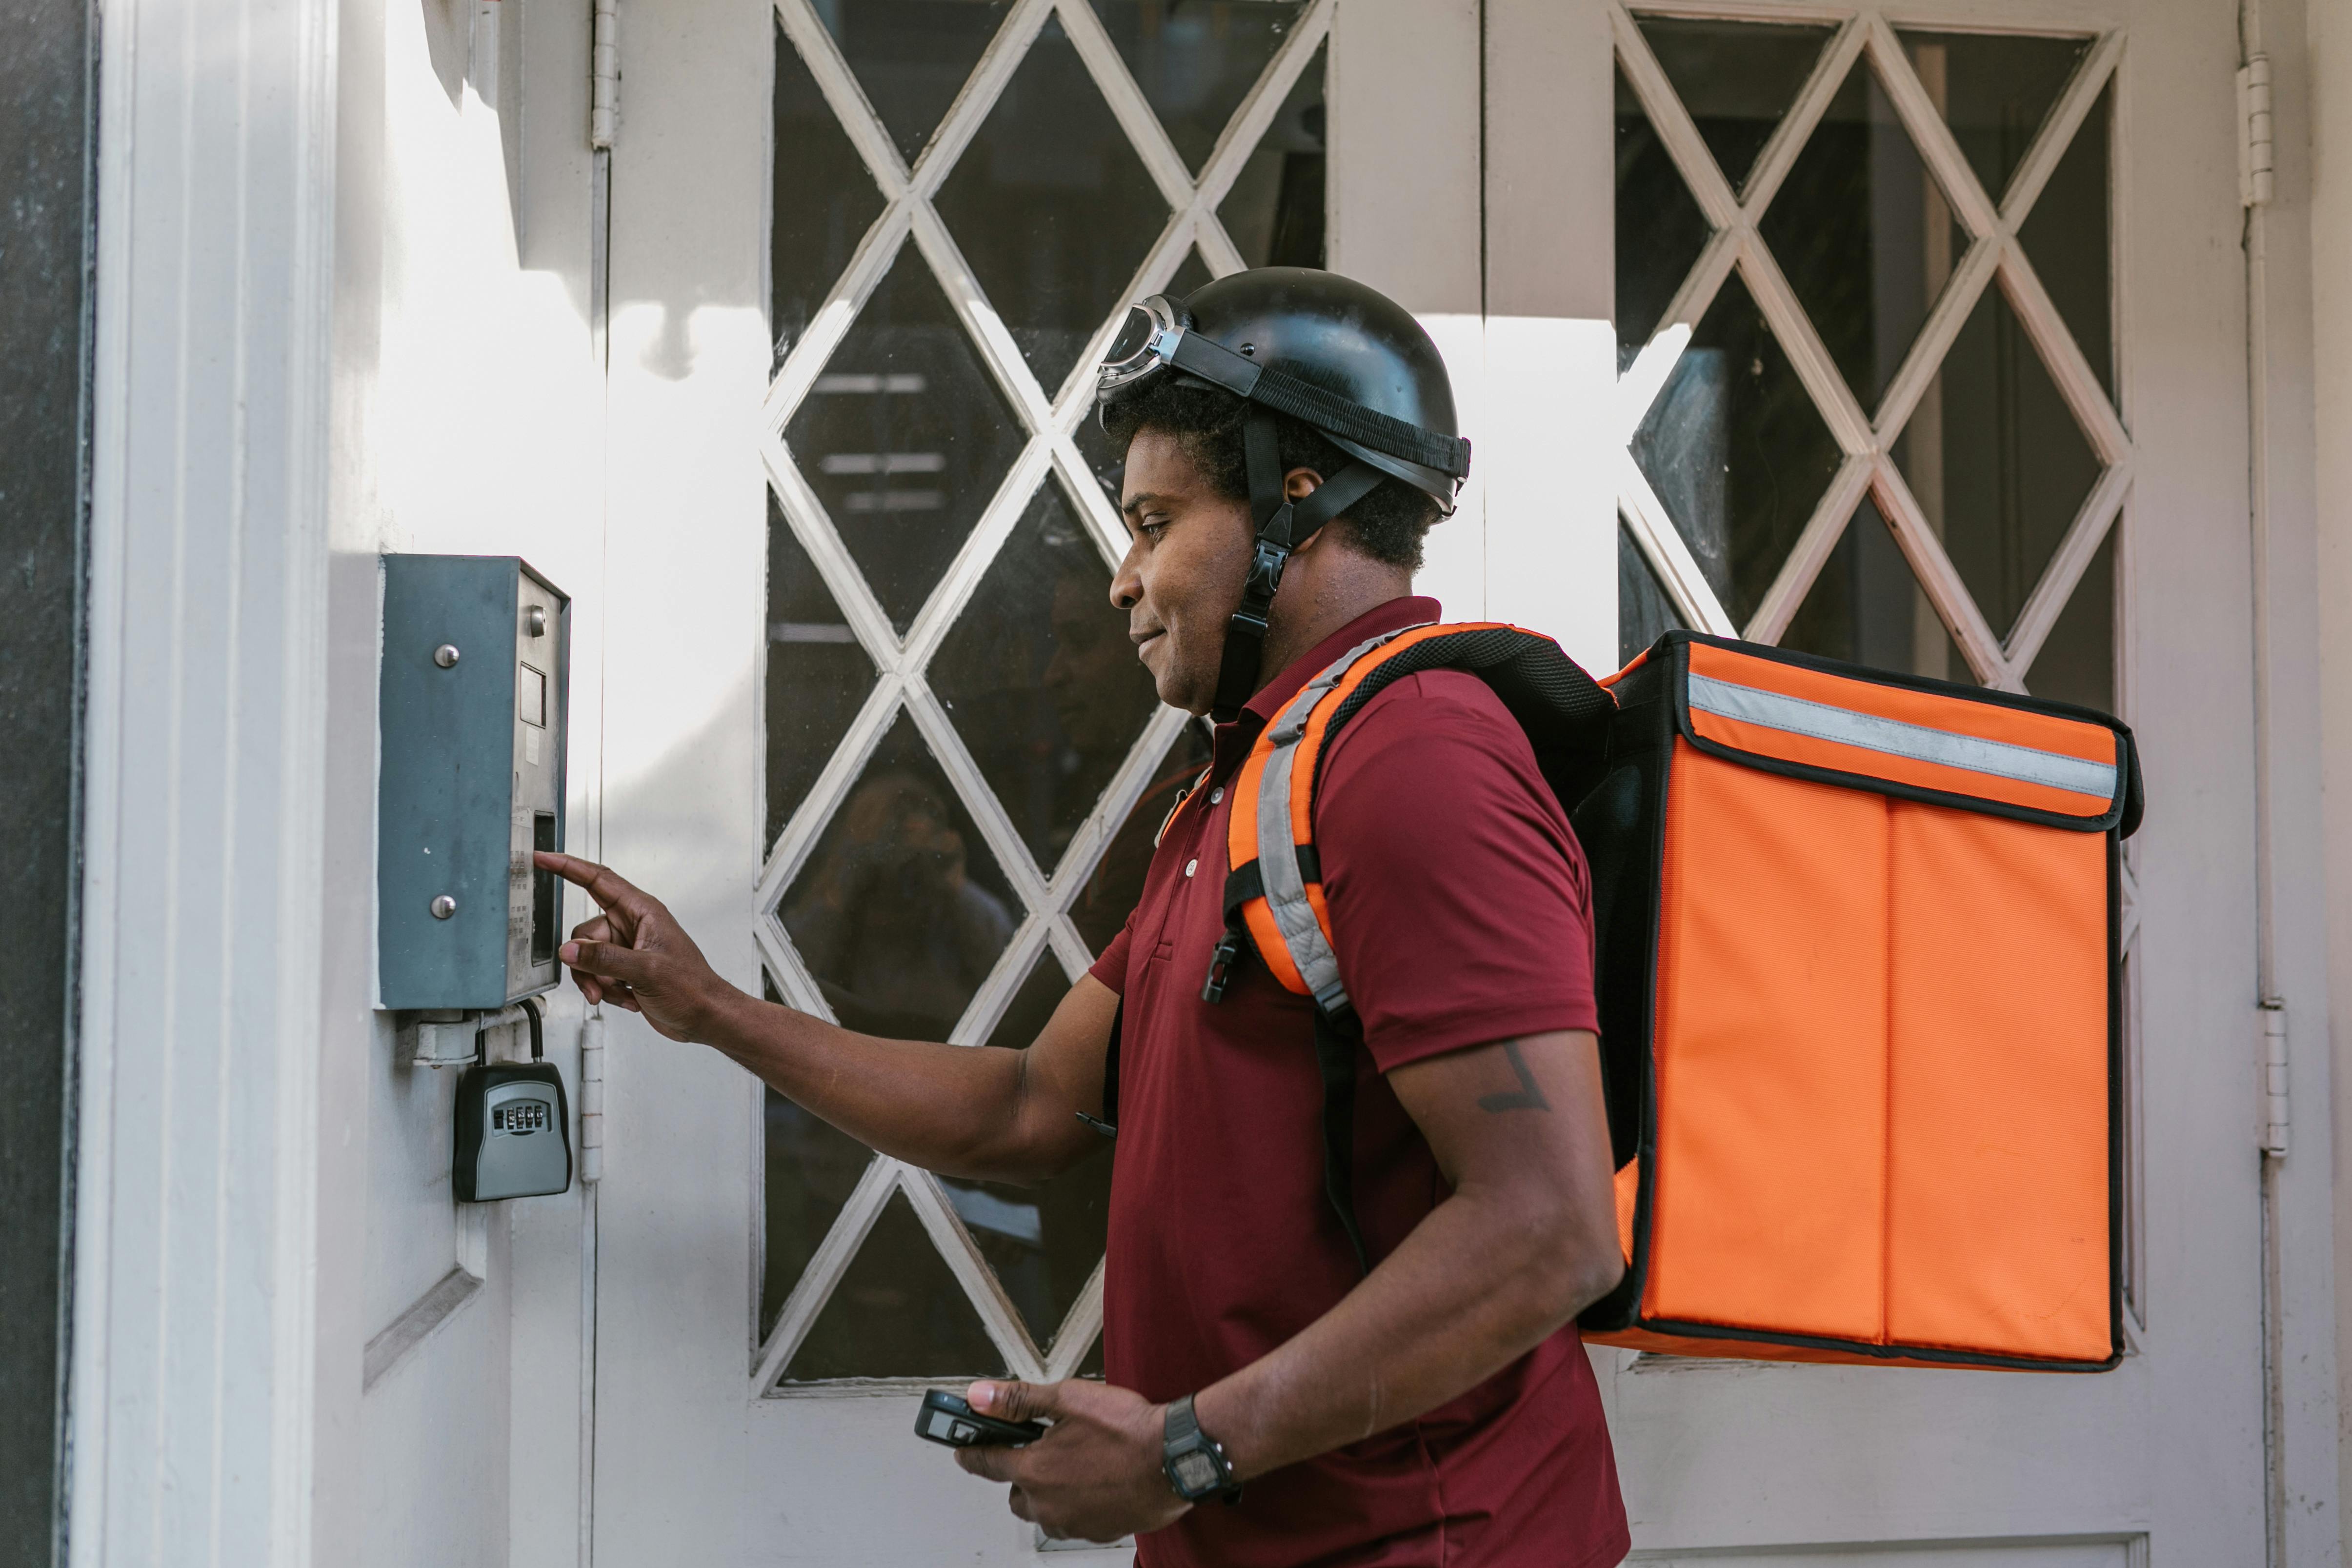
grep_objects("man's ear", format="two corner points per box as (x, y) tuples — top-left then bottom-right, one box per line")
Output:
(1282, 465), (1325, 501)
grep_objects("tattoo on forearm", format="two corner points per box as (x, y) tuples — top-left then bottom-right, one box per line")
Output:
(1476, 1040), (1550, 1114)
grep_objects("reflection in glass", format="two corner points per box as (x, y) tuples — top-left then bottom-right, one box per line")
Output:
(761, 985), (879, 1341)
(1070, 719), (1212, 955)
(815, 0), (1016, 166)
(1899, 30), (2090, 206)
(1633, 17), (1835, 195)
(2024, 531), (2115, 715)
(766, 496), (879, 851)
(1893, 284), (2100, 642)
(1780, 499), (1964, 681)
(944, 953), (1112, 1346)
(1630, 274), (1843, 630)
(785, 242), (1026, 632)
(934, 16), (1172, 390)
(1217, 45), (1325, 268)
(1617, 527), (1689, 667)
(932, 484), (1162, 875)
(1759, 57), (1961, 411)
(2018, 86), (2112, 399)
(783, 1190), (1008, 1381)
(1615, 66), (1713, 361)
(783, 713), (1019, 1041)
(773, 20), (887, 373)
(1097, 0), (1309, 173)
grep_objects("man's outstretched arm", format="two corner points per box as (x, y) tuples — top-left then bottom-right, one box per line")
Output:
(954, 1028), (1623, 1544)
(536, 852), (1115, 1185)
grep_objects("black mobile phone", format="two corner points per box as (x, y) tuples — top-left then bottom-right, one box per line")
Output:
(914, 1388), (1048, 1448)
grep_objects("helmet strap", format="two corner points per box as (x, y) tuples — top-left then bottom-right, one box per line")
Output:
(1208, 412), (1388, 724)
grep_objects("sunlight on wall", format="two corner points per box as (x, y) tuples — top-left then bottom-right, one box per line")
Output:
(1414, 312), (1621, 677)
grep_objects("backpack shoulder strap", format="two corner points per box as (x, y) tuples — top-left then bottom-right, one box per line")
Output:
(1201, 620), (1616, 1272)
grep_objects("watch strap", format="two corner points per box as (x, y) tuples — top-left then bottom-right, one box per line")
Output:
(1163, 1394), (1242, 1506)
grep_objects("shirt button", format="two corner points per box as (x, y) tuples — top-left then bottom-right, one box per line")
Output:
(1209, 788), (1223, 804)
(1185, 859), (1198, 878)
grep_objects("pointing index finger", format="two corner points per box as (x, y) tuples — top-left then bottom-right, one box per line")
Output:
(533, 852), (650, 916)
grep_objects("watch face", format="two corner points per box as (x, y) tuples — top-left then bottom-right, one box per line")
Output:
(1171, 1450), (1219, 1494)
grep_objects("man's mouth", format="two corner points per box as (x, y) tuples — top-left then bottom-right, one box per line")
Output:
(1131, 628), (1166, 654)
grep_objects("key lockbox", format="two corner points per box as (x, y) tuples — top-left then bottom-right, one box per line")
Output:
(378, 555), (570, 1011)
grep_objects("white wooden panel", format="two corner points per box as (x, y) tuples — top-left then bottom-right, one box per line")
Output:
(592, 0), (773, 1558)
(78, 0), (340, 1564)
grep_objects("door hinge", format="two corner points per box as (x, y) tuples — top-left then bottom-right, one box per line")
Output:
(580, 1008), (606, 1182)
(590, 0), (620, 150)
(2239, 55), (2275, 208)
(2259, 1000), (2290, 1158)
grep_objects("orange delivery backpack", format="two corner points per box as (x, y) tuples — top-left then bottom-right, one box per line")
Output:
(1202, 622), (2141, 1372)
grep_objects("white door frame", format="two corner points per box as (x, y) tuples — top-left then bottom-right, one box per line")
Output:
(73, 0), (342, 1562)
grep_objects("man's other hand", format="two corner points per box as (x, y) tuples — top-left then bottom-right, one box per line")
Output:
(535, 852), (738, 1043)
(952, 1378), (1189, 1544)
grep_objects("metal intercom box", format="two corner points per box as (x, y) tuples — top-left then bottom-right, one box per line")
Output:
(378, 555), (570, 1010)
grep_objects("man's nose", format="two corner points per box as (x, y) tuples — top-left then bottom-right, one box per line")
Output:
(1108, 544), (1143, 610)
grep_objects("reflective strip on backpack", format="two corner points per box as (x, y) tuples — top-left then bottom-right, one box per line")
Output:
(1246, 631), (1408, 1015)
(1687, 672), (2118, 802)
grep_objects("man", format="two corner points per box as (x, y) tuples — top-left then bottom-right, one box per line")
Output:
(540, 268), (1631, 1565)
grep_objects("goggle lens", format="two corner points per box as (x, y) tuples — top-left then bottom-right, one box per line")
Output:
(1104, 304), (1158, 370)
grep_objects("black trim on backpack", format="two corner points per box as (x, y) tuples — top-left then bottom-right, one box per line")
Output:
(1660, 633), (2142, 839)
(1574, 633), (2128, 1368)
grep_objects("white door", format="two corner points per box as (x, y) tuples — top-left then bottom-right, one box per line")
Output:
(593, 0), (2267, 1562)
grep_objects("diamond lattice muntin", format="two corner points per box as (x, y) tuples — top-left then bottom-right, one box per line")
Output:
(1615, 9), (2124, 698)
(755, 0), (1327, 1389)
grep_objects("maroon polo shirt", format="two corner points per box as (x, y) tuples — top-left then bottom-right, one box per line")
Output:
(1089, 595), (1629, 1568)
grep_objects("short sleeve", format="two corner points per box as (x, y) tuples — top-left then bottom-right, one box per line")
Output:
(1088, 916), (1136, 997)
(1313, 669), (1599, 1073)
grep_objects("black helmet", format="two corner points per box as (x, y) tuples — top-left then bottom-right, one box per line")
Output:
(1094, 267), (1471, 721)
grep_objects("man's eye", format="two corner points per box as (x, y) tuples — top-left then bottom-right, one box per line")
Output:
(1139, 520), (1169, 541)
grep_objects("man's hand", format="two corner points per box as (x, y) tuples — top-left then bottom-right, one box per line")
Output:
(535, 852), (740, 1043)
(951, 1379), (1189, 1544)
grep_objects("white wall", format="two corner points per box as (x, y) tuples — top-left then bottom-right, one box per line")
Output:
(314, 1), (605, 1564)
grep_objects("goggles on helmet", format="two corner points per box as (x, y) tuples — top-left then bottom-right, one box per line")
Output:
(1093, 292), (1472, 504)
(1096, 294), (1192, 401)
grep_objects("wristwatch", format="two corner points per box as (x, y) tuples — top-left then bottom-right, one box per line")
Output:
(1161, 1394), (1242, 1506)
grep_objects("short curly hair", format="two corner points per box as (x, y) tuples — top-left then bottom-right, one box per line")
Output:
(1100, 379), (1441, 571)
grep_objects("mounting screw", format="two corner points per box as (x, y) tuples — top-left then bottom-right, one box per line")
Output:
(430, 895), (458, 920)
(433, 643), (461, 668)
(525, 604), (547, 637)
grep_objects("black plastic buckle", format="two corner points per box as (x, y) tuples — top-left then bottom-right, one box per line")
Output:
(1243, 534), (1291, 604)
(1201, 929), (1244, 1003)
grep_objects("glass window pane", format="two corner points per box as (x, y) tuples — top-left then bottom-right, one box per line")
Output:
(1097, 0), (1310, 174)
(1615, 64), (1714, 362)
(945, 951), (1111, 1347)
(2018, 85), (2113, 401)
(1618, 526), (1689, 668)
(933, 15), (1173, 390)
(761, 982), (882, 1342)
(2023, 530), (2115, 715)
(1070, 720), (1211, 955)
(781, 711), (1020, 1042)
(1216, 45), (1325, 268)
(1630, 272), (1843, 629)
(1778, 498), (1966, 682)
(1758, 56), (1965, 413)
(1633, 16), (1835, 195)
(1892, 283), (2101, 642)
(1898, 30), (2090, 207)
(930, 482), (1162, 876)
(815, 0), (1016, 167)
(785, 242), (1028, 633)
(782, 1189), (1008, 1381)
(766, 495), (879, 852)
(773, 19), (888, 373)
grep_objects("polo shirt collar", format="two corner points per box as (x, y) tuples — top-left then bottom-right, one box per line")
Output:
(1210, 594), (1443, 777)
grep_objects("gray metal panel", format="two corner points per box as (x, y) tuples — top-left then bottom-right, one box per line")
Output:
(380, 555), (530, 1009)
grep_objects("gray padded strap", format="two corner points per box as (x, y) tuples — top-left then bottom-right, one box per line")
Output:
(1248, 625), (1432, 1015)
